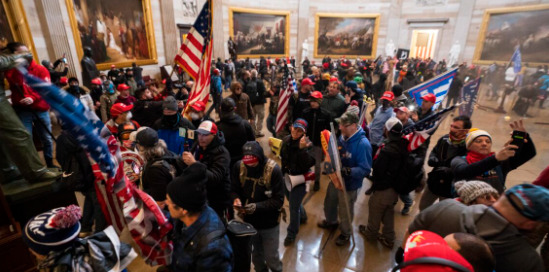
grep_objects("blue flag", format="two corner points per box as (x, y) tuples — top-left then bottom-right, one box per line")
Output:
(407, 68), (458, 110)
(511, 47), (522, 73)
(459, 77), (481, 117)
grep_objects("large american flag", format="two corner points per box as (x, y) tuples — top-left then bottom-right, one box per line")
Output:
(402, 106), (454, 151)
(175, 0), (213, 112)
(20, 69), (173, 266)
(275, 64), (294, 133)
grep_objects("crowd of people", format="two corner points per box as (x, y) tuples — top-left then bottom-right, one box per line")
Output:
(2, 38), (549, 272)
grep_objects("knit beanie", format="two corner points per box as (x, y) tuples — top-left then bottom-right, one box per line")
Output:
(167, 162), (208, 212)
(22, 205), (82, 256)
(163, 96), (178, 111)
(454, 180), (498, 205)
(465, 128), (492, 149)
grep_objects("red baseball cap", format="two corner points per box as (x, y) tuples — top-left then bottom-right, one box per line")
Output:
(301, 78), (314, 86)
(117, 83), (130, 91)
(380, 91), (395, 101)
(421, 93), (436, 103)
(191, 101), (206, 112)
(59, 77), (68, 84)
(111, 64), (116, 68)
(341, 63), (348, 68)
(394, 106), (410, 114)
(329, 77), (339, 82)
(196, 120), (217, 135)
(91, 78), (102, 85)
(401, 231), (473, 272)
(310, 91), (323, 99)
(110, 103), (133, 118)
(322, 63), (329, 69)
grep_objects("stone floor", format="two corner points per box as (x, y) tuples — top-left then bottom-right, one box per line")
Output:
(54, 84), (549, 271)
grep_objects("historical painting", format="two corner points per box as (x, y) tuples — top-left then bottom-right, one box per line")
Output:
(66, 0), (157, 70)
(314, 13), (379, 59)
(0, 2), (14, 48)
(474, 4), (549, 65)
(0, 0), (36, 57)
(229, 8), (290, 58)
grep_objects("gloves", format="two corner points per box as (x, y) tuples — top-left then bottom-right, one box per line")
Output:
(243, 203), (256, 214)
(341, 167), (352, 178)
(395, 246), (404, 264)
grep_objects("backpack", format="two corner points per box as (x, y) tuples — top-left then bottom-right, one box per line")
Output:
(145, 155), (186, 180)
(392, 152), (424, 195)
(239, 159), (277, 198)
(61, 146), (95, 192)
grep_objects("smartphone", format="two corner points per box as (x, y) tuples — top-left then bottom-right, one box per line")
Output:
(510, 131), (526, 149)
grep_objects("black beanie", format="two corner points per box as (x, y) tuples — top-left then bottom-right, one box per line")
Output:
(167, 162), (208, 212)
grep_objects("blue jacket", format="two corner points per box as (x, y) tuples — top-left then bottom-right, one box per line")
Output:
(171, 206), (233, 272)
(339, 127), (372, 191)
(211, 75), (223, 94)
(368, 106), (395, 146)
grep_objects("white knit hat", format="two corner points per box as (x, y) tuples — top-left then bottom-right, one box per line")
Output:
(454, 180), (498, 205)
(346, 105), (360, 116)
(465, 128), (492, 149)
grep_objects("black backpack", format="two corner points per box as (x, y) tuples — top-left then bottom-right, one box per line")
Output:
(392, 152), (424, 195)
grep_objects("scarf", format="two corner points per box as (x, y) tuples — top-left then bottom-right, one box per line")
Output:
(448, 133), (466, 145)
(466, 150), (495, 164)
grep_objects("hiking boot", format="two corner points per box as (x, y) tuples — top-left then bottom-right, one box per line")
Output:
(317, 220), (338, 230)
(378, 237), (394, 249)
(358, 224), (377, 241)
(401, 201), (415, 215)
(283, 236), (295, 247)
(335, 234), (350, 246)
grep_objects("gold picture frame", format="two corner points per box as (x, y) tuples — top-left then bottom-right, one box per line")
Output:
(65, 0), (157, 70)
(314, 13), (380, 59)
(1, 0), (38, 59)
(473, 4), (549, 66)
(229, 7), (290, 58)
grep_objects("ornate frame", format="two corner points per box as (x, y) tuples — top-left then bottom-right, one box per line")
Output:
(228, 7), (290, 58)
(473, 4), (549, 66)
(314, 13), (380, 59)
(65, 0), (157, 70)
(1, 0), (38, 59)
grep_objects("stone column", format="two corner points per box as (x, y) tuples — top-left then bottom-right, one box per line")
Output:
(450, 0), (476, 63)
(160, 0), (178, 65)
(212, 0), (224, 60)
(296, 0), (309, 66)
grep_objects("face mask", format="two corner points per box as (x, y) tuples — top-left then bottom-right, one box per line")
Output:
(242, 155), (259, 166)
(190, 112), (200, 121)
(126, 112), (133, 121)
(162, 114), (179, 127)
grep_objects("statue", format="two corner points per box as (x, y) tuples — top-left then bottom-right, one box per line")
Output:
(81, 46), (99, 89)
(448, 40), (461, 67)
(228, 37), (237, 61)
(301, 39), (309, 62)
(385, 39), (395, 58)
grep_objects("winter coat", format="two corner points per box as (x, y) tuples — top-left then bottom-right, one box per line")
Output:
(230, 143), (284, 230)
(6, 60), (50, 112)
(321, 94), (347, 121)
(100, 92), (118, 122)
(243, 78), (267, 105)
(302, 107), (332, 147)
(426, 135), (467, 198)
(132, 99), (163, 128)
(171, 206), (233, 272)
(216, 113), (255, 168)
(142, 151), (181, 201)
(339, 127), (372, 191)
(115, 95), (137, 106)
(290, 91), (311, 122)
(228, 93), (254, 120)
(280, 135), (315, 176)
(193, 132), (232, 213)
(371, 133), (408, 191)
(368, 106), (395, 146)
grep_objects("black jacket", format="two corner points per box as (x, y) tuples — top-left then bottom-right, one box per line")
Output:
(133, 99), (164, 128)
(153, 113), (195, 131)
(280, 135), (315, 176)
(242, 77), (267, 105)
(290, 91), (311, 122)
(302, 107), (332, 146)
(142, 151), (182, 201)
(426, 135), (467, 197)
(230, 143), (284, 230)
(216, 113), (255, 168)
(194, 132), (232, 213)
(371, 134), (409, 191)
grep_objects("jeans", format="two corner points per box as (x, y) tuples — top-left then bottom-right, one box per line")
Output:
(252, 104), (265, 134)
(266, 114), (276, 136)
(323, 182), (358, 237)
(312, 146), (323, 184)
(81, 189), (107, 233)
(364, 188), (399, 243)
(285, 183), (307, 239)
(225, 75), (233, 90)
(419, 187), (447, 211)
(399, 193), (413, 208)
(17, 110), (54, 167)
(251, 225), (282, 272)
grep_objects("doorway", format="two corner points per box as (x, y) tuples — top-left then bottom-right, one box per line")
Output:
(409, 29), (438, 59)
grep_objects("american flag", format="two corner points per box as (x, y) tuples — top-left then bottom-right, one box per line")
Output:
(174, 0), (213, 112)
(402, 106), (454, 151)
(275, 64), (294, 133)
(20, 69), (173, 266)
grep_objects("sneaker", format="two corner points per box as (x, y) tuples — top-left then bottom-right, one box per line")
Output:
(378, 236), (394, 249)
(401, 201), (415, 215)
(317, 220), (339, 230)
(335, 234), (350, 246)
(283, 237), (295, 247)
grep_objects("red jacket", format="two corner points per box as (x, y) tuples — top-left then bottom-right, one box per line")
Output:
(6, 60), (51, 112)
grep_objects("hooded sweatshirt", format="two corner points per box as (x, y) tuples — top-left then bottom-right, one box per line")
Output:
(216, 113), (255, 168)
(230, 142), (284, 230)
(339, 127), (373, 191)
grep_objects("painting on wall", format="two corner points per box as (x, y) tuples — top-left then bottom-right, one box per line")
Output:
(66, 0), (157, 70)
(474, 4), (549, 65)
(229, 8), (290, 58)
(0, 0), (36, 57)
(314, 13), (380, 59)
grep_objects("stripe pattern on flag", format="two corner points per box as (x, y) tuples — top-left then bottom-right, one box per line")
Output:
(402, 106), (454, 151)
(275, 65), (294, 133)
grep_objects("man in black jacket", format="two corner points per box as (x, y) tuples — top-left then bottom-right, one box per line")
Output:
(132, 87), (163, 128)
(182, 120), (231, 221)
(290, 77), (314, 122)
(216, 98), (255, 168)
(231, 141), (284, 272)
(302, 91), (332, 191)
(419, 115), (471, 211)
(244, 70), (267, 137)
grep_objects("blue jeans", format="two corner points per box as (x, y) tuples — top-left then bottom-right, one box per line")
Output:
(252, 225), (282, 272)
(17, 110), (54, 166)
(323, 182), (358, 237)
(225, 75), (233, 90)
(285, 183), (307, 239)
(400, 193), (413, 207)
(266, 114), (276, 136)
